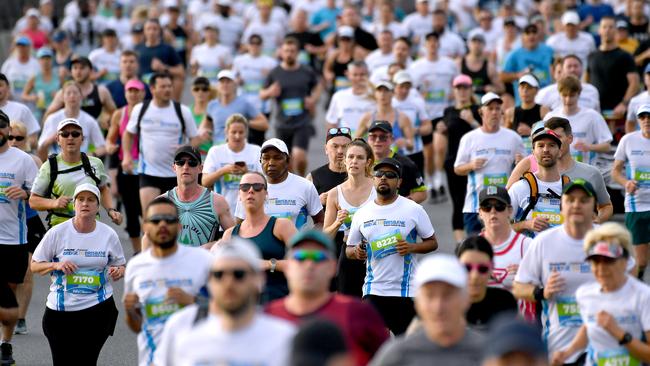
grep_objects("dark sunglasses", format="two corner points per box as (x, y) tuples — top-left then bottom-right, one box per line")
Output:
(174, 158), (199, 167)
(212, 269), (250, 281)
(0, 120), (8, 129)
(368, 134), (390, 142)
(8, 135), (25, 141)
(239, 183), (266, 192)
(291, 249), (330, 263)
(146, 214), (179, 225)
(249, 41), (262, 46)
(465, 263), (491, 274)
(193, 86), (209, 92)
(479, 202), (507, 212)
(373, 170), (399, 179)
(59, 130), (82, 138)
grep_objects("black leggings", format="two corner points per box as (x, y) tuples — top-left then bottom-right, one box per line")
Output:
(445, 164), (467, 231)
(42, 297), (118, 366)
(117, 172), (142, 238)
(364, 295), (415, 336)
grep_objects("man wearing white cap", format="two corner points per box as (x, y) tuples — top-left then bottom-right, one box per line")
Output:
(546, 11), (596, 67)
(370, 254), (484, 366)
(454, 92), (525, 236)
(1, 36), (39, 104)
(325, 61), (376, 134)
(234, 138), (324, 229)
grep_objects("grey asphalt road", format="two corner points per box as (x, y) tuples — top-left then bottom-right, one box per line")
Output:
(10, 93), (456, 366)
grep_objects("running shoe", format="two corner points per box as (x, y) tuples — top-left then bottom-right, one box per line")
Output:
(14, 319), (26, 335)
(0, 343), (15, 366)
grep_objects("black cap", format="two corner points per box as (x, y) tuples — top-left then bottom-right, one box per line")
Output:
(374, 157), (402, 177)
(368, 120), (392, 134)
(504, 17), (517, 26)
(523, 23), (538, 33)
(531, 128), (562, 147)
(192, 76), (210, 87)
(102, 28), (117, 37)
(479, 185), (511, 205)
(0, 73), (8, 85)
(132, 22), (144, 33)
(174, 145), (202, 163)
(70, 56), (92, 69)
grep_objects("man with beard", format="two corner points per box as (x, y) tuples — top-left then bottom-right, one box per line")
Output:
(260, 37), (321, 176)
(165, 238), (296, 365)
(346, 157), (437, 336)
(123, 196), (213, 366)
(307, 128), (352, 207)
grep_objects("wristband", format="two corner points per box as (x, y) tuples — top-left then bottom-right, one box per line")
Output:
(534, 286), (545, 302)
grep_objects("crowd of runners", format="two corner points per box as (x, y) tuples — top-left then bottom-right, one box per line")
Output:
(1, 0), (650, 365)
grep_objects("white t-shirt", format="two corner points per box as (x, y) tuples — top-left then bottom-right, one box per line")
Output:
(402, 13), (433, 43)
(325, 88), (377, 133)
(190, 43), (233, 84)
(0, 57), (40, 97)
(454, 127), (526, 213)
(232, 53), (278, 112)
(544, 107), (612, 165)
(88, 47), (121, 83)
(577, 276), (650, 366)
(0, 147), (37, 245)
(170, 313), (296, 366)
(234, 173), (322, 228)
(535, 82), (601, 112)
(545, 32), (596, 66)
(626, 92), (650, 128)
(347, 195), (435, 298)
(417, 29), (466, 59)
(32, 219), (126, 311)
(370, 59), (413, 85)
(197, 14), (245, 53)
(407, 56), (459, 119)
(0, 100), (40, 135)
(123, 245), (213, 366)
(488, 230), (531, 290)
(509, 174), (564, 228)
(153, 304), (205, 366)
(39, 110), (106, 155)
(365, 50), (395, 72)
(126, 101), (198, 178)
(202, 143), (262, 212)
(242, 21), (285, 56)
(392, 93), (429, 155)
(366, 21), (407, 39)
(613, 131), (650, 213)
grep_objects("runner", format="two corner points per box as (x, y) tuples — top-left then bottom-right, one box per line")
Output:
(31, 183), (126, 366)
(626, 65), (650, 134)
(123, 196), (213, 366)
(0, 73), (40, 147)
(188, 77), (213, 161)
(545, 11), (596, 67)
(0, 37), (39, 104)
(21, 47), (60, 122)
(220, 172), (297, 303)
(365, 31), (395, 72)
(190, 25), (232, 85)
(266, 229), (389, 365)
(105, 50), (151, 109)
(323, 26), (354, 97)
(202, 114), (263, 212)
(88, 29), (122, 85)
(460, 32), (503, 99)
(325, 61), (376, 134)
(307, 127), (352, 207)
(346, 157), (437, 335)
(535, 55), (601, 112)
(504, 74), (549, 155)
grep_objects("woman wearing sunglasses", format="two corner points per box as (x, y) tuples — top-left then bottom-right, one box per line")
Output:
(323, 139), (375, 296)
(218, 172), (297, 304)
(456, 236), (518, 332)
(552, 223), (650, 366)
(31, 183), (126, 366)
(190, 77), (215, 160)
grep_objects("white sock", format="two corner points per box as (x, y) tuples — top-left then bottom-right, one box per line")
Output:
(433, 171), (442, 189)
(426, 174), (434, 189)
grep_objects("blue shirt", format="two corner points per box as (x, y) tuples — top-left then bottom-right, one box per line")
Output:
(503, 44), (554, 103)
(135, 43), (181, 84)
(310, 7), (340, 40)
(106, 79), (152, 109)
(205, 96), (260, 145)
(578, 3), (614, 44)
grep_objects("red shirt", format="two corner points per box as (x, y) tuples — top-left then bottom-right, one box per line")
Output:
(266, 294), (389, 365)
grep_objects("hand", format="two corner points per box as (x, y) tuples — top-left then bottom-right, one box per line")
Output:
(517, 123), (532, 136)
(625, 180), (638, 194)
(394, 137), (407, 149)
(52, 196), (72, 210)
(319, 192), (328, 206)
(54, 260), (78, 275)
(165, 287), (195, 306)
(232, 164), (248, 175)
(355, 244), (367, 260)
(4, 186), (28, 200)
(506, 264), (519, 276)
(551, 350), (571, 366)
(528, 216), (550, 232)
(471, 158), (487, 171)
(395, 240), (411, 256)
(543, 271), (565, 300)
(335, 209), (349, 226)
(121, 157), (134, 174)
(596, 310), (623, 338)
(460, 109), (475, 123)
(151, 58), (165, 72)
(198, 128), (212, 142)
(108, 266), (125, 281)
(108, 209), (123, 225)
(105, 142), (119, 154)
(304, 95), (316, 115)
(573, 141), (590, 152)
(123, 293), (140, 313)
(613, 103), (627, 117)
(267, 82), (281, 98)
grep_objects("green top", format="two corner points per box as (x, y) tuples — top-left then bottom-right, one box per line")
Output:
(191, 104), (212, 159)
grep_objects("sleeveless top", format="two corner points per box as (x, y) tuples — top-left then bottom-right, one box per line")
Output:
(81, 84), (103, 119)
(371, 111), (403, 140)
(34, 72), (60, 110)
(336, 184), (376, 234)
(332, 54), (352, 92)
(461, 58), (490, 96)
(233, 216), (288, 303)
(513, 104), (542, 135)
(165, 187), (219, 247)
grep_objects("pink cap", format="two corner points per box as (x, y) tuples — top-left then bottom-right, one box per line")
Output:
(452, 74), (473, 87)
(124, 79), (145, 91)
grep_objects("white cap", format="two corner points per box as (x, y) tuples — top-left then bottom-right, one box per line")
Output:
(518, 74), (539, 88)
(217, 69), (236, 81)
(217, 0), (232, 6)
(337, 25), (354, 39)
(374, 79), (394, 91)
(415, 254), (468, 290)
(73, 183), (100, 201)
(261, 138), (289, 155)
(26, 8), (40, 17)
(481, 92), (503, 106)
(212, 237), (263, 272)
(40, 0), (52, 5)
(392, 70), (412, 85)
(561, 11), (580, 26)
(57, 118), (82, 132)
(636, 104), (650, 117)
(163, 0), (179, 8)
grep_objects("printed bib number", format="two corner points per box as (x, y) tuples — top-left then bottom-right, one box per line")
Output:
(281, 98), (304, 117)
(634, 167), (650, 188)
(370, 231), (403, 260)
(425, 89), (445, 103)
(298, 50), (310, 65)
(223, 173), (241, 189)
(144, 297), (182, 324)
(200, 67), (220, 81)
(243, 81), (263, 94)
(0, 182), (9, 204)
(483, 173), (507, 187)
(65, 271), (102, 294)
(556, 296), (581, 326)
(571, 150), (585, 163)
(334, 77), (351, 91)
(597, 349), (640, 366)
(532, 210), (563, 226)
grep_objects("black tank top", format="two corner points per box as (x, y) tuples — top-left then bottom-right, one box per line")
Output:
(513, 104), (542, 135)
(461, 58), (490, 95)
(81, 84), (103, 119)
(310, 164), (348, 196)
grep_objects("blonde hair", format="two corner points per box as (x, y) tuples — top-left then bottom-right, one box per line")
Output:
(9, 121), (30, 150)
(584, 223), (634, 259)
(225, 113), (249, 132)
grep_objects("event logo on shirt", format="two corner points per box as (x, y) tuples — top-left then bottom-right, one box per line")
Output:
(139, 278), (194, 290)
(268, 198), (297, 206)
(62, 249), (107, 257)
(630, 150), (650, 156)
(475, 147), (512, 156)
(548, 261), (590, 273)
(362, 219), (406, 228)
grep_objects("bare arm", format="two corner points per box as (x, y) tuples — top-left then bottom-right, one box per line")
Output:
(43, 90), (64, 120)
(454, 162), (475, 176)
(595, 203), (613, 224)
(322, 189), (342, 238)
(213, 194), (235, 230)
(398, 113), (414, 150)
(612, 159), (629, 188)
(105, 109), (121, 154)
(408, 190), (427, 204)
(507, 157), (531, 189)
(353, 112), (372, 138)
(512, 281), (536, 301)
(21, 77), (38, 103)
(249, 113), (269, 132)
(311, 209), (325, 229)
(99, 85), (117, 117)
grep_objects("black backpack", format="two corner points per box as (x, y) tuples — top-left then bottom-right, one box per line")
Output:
(44, 153), (101, 221)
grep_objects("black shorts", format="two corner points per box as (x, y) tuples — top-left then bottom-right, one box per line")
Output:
(139, 174), (177, 193)
(0, 282), (17, 308)
(421, 131), (433, 145)
(106, 151), (121, 170)
(0, 244), (29, 284)
(276, 123), (313, 152)
(364, 295), (415, 336)
(407, 151), (424, 176)
(27, 215), (46, 253)
(248, 127), (266, 147)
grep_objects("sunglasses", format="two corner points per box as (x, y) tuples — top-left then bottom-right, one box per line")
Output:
(174, 158), (199, 167)
(146, 214), (179, 225)
(249, 41), (262, 46)
(8, 135), (25, 141)
(239, 183), (266, 192)
(480, 202), (507, 212)
(59, 130), (82, 138)
(193, 86), (209, 92)
(373, 170), (399, 179)
(291, 249), (330, 263)
(0, 121), (8, 129)
(327, 127), (352, 139)
(368, 134), (390, 142)
(212, 269), (250, 281)
(464, 263), (491, 274)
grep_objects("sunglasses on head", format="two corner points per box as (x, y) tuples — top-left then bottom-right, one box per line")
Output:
(239, 183), (266, 192)
(327, 127), (352, 138)
(212, 269), (250, 281)
(174, 158), (199, 167)
(193, 86), (209, 92)
(480, 201), (507, 212)
(146, 214), (179, 225)
(373, 170), (399, 179)
(0, 120), (8, 129)
(8, 135), (25, 141)
(58, 130), (82, 138)
(464, 263), (491, 274)
(291, 249), (330, 263)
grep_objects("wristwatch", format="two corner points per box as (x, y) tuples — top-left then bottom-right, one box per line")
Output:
(619, 332), (633, 346)
(269, 258), (277, 273)
(533, 286), (545, 302)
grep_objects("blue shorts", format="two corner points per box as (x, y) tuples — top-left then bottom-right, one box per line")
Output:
(463, 213), (483, 236)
